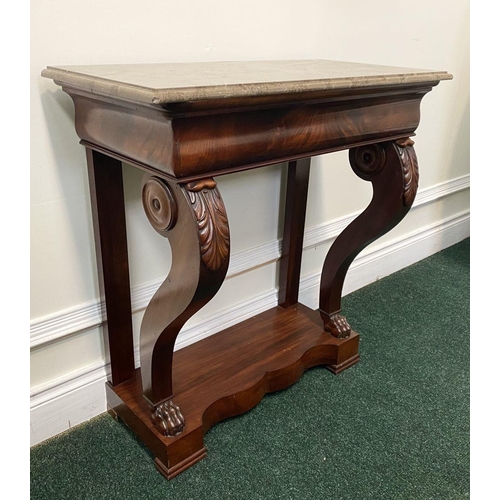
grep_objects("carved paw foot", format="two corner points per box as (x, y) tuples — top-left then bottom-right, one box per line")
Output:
(151, 399), (185, 437)
(324, 314), (351, 339)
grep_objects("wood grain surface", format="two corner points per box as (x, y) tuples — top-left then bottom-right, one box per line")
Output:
(107, 303), (359, 478)
(69, 84), (431, 180)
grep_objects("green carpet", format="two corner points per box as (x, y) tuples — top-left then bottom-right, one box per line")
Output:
(31, 239), (470, 499)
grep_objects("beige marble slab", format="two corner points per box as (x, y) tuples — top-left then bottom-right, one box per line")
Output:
(42, 59), (452, 105)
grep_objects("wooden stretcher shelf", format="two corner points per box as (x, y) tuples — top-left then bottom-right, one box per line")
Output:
(106, 303), (359, 479)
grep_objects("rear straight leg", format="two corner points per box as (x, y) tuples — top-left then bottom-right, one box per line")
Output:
(278, 156), (359, 374)
(86, 148), (135, 386)
(278, 158), (311, 308)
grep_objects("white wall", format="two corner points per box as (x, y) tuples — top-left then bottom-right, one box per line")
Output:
(30, 0), (470, 445)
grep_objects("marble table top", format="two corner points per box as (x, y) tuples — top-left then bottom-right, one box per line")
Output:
(42, 59), (452, 105)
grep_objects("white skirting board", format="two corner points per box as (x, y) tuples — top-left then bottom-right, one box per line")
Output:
(30, 208), (469, 447)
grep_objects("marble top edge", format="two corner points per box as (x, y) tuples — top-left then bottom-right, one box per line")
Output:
(41, 60), (452, 104)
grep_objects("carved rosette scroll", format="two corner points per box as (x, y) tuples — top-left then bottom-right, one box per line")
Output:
(141, 176), (230, 274)
(142, 176), (178, 235)
(184, 179), (230, 272)
(395, 138), (419, 207)
(349, 142), (387, 180)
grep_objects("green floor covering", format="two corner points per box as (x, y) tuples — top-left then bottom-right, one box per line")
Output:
(31, 239), (470, 500)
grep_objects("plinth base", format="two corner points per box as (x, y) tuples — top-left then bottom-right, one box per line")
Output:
(106, 303), (359, 479)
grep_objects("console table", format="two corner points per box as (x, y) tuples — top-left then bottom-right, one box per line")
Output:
(42, 60), (451, 479)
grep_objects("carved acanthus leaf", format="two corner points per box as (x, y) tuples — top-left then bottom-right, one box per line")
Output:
(395, 138), (419, 207)
(185, 179), (230, 272)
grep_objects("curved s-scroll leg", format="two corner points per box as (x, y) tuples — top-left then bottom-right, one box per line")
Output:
(140, 176), (230, 436)
(319, 138), (419, 337)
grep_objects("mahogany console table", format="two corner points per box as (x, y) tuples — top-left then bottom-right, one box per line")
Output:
(42, 60), (451, 479)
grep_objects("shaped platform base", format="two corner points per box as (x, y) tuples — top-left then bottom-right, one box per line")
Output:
(106, 303), (359, 479)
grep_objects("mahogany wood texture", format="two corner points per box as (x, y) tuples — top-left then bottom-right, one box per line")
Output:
(86, 149), (135, 386)
(65, 83), (433, 180)
(106, 303), (360, 479)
